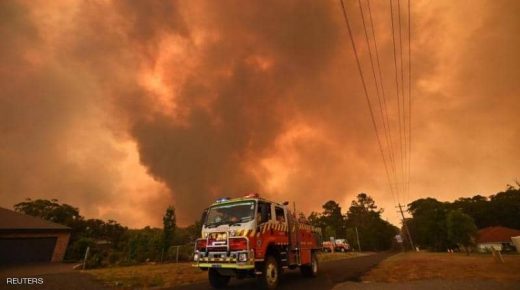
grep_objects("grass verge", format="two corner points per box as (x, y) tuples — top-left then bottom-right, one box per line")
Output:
(86, 263), (206, 289)
(317, 251), (369, 262)
(86, 251), (367, 288)
(363, 252), (520, 283)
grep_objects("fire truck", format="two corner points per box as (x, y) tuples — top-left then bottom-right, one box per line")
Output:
(322, 239), (351, 252)
(192, 193), (322, 289)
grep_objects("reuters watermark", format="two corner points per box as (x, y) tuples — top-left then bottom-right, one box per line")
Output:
(6, 277), (44, 285)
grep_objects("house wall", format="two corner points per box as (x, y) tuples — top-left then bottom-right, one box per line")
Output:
(51, 232), (70, 262)
(512, 236), (520, 253)
(477, 242), (502, 252)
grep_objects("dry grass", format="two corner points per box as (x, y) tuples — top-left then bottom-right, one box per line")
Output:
(86, 263), (206, 289)
(317, 251), (369, 262)
(363, 252), (520, 283)
(86, 252), (367, 288)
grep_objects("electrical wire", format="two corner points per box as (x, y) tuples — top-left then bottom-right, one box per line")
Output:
(340, 0), (398, 206)
(389, 0), (405, 204)
(406, 0), (412, 205)
(358, 0), (399, 200)
(366, 0), (400, 199)
(397, 0), (408, 204)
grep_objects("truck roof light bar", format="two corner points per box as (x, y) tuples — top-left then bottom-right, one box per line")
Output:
(216, 197), (230, 203)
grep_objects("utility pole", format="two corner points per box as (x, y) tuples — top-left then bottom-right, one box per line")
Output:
(397, 203), (415, 251)
(355, 226), (362, 252)
(82, 246), (90, 270)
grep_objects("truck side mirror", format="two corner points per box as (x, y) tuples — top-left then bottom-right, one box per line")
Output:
(200, 208), (208, 225)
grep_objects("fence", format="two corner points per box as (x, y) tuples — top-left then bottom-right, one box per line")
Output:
(162, 243), (194, 263)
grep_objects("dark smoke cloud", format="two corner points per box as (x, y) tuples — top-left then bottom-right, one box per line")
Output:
(121, 0), (363, 223)
(1, 0), (519, 226)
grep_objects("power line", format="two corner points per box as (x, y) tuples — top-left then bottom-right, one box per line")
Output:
(366, 0), (399, 200)
(397, 0), (408, 204)
(357, 0), (398, 200)
(339, 0), (397, 206)
(339, 0), (415, 226)
(407, 0), (410, 204)
(389, 0), (405, 204)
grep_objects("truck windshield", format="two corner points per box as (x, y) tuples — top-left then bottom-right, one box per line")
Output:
(205, 201), (255, 227)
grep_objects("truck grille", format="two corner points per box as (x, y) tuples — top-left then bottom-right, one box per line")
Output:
(207, 246), (227, 252)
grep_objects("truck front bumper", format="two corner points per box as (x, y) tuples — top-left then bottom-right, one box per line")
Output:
(192, 250), (255, 270)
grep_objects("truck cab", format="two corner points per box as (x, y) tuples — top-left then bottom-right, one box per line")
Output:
(193, 193), (321, 289)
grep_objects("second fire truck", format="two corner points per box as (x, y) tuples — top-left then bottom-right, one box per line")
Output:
(192, 193), (322, 289)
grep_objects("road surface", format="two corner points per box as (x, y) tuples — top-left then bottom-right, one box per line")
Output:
(172, 252), (394, 290)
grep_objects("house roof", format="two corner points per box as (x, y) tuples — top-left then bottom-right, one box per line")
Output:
(476, 226), (520, 243)
(0, 207), (70, 231)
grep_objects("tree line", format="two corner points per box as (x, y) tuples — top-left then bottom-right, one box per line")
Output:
(13, 199), (200, 268)
(405, 183), (520, 252)
(307, 193), (399, 251)
(12, 184), (519, 266)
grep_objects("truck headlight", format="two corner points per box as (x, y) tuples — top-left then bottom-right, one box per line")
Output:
(238, 253), (248, 262)
(194, 253), (199, 261)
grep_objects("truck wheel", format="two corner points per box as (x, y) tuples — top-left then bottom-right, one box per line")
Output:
(208, 268), (230, 289)
(258, 255), (279, 289)
(300, 252), (318, 277)
(340, 247), (345, 252)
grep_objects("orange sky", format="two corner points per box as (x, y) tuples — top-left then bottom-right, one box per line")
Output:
(1, 0), (518, 228)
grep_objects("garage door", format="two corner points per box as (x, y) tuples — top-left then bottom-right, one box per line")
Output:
(0, 237), (57, 264)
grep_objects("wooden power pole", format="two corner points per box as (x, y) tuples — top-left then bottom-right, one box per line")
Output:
(355, 226), (362, 252)
(397, 203), (415, 251)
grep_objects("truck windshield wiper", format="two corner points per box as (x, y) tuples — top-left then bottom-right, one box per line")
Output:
(229, 222), (242, 227)
(206, 221), (226, 228)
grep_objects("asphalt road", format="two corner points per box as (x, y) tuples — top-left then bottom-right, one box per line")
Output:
(172, 252), (395, 290)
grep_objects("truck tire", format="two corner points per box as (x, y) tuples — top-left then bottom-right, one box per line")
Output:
(340, 247), (345, 252)
(300, 252), (318, 277)
(208, 268), (230, 289)
(258, 255), (279, 289)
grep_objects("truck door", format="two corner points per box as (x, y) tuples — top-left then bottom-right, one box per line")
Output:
(274, 205), (290, 266)
(255, 202), (271, 259)
(286, 210), (299, 265)
(257, 202), (271, 226)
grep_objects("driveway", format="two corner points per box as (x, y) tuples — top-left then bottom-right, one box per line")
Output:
(0, 263), (107, 290)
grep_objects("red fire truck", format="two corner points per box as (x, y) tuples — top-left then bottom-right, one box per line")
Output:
(192, 193), (322, 289)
